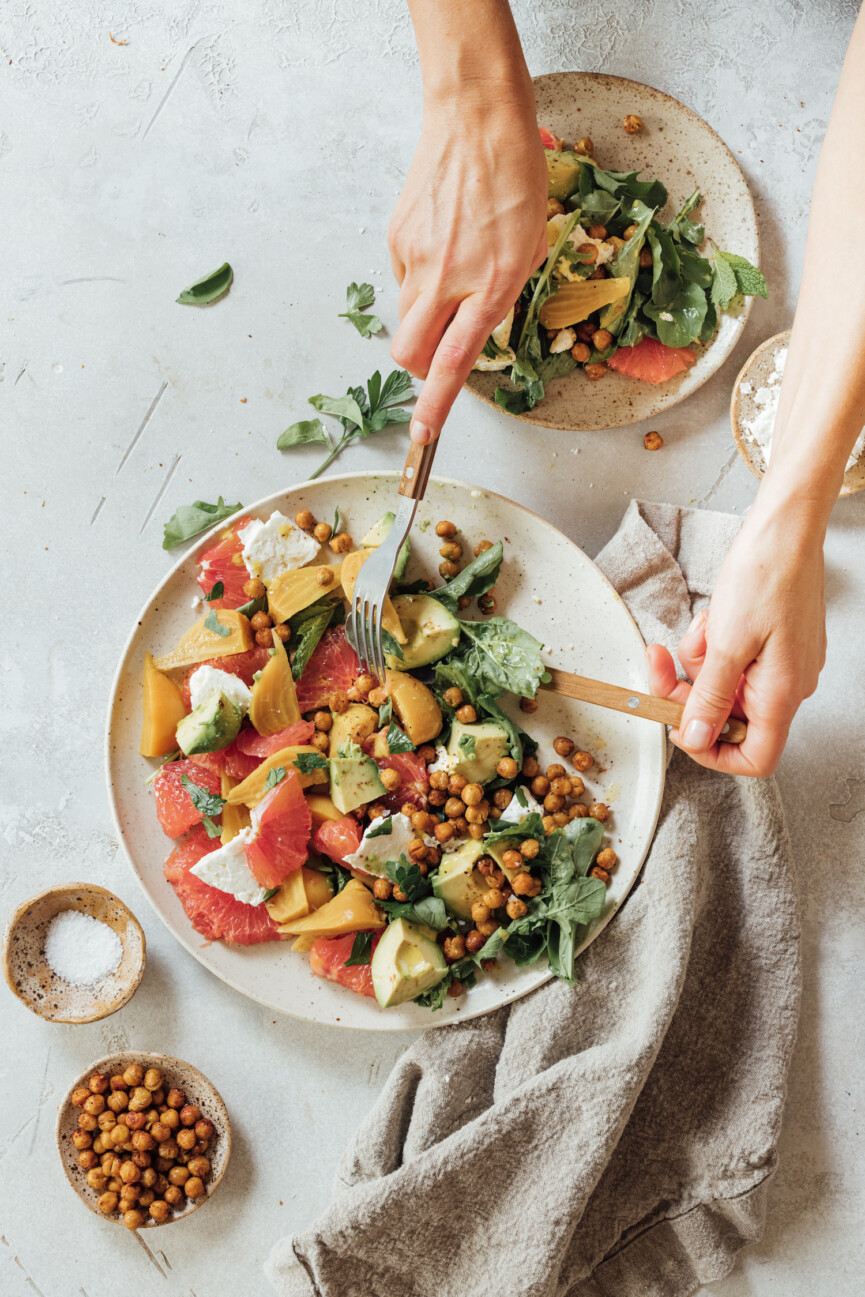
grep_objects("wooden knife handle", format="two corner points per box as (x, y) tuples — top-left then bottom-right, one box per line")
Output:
(399, 438), (438, 501)
(541, 668), (747, 744)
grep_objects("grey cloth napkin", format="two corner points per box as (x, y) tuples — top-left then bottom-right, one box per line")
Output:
(266, 500), (801, 1297)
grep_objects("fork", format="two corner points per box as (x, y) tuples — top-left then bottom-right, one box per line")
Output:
(347, 439), (438, 682)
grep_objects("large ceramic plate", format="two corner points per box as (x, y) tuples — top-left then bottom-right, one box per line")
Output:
(107, 473), (665, 1031)
(466, 72), (759, 431)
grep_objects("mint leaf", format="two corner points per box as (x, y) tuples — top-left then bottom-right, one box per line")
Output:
(176, 261), (233, 305)
(344, 931), (375, 966)
(204, 609), (232, 638)
(277, 419), (331, 451)
(386, 721), (414, 754)
(162, 497), (243, 550)
(264, 766), (287, 790)
(718, 251), (768, 299)
(381, 629), (404, 661)
(293, 752), (328, 775)
(339, 282), (383, 338)
(201, 817), (223, 839)
(236, 594), (267, 619)
(180, 774), (225, 819)
(367, 816), (393, 838)
(203, 581), (224, 602)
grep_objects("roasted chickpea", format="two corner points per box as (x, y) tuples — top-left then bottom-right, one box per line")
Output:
(408, 838), (428, 862)
(123, 1209), (145, 1231)
(185, 1176), (206, 1200)
(546, 761), (566, 782)
(72, 1129), (92, 1151)
(120, 1160), (141, 1185)
(590, 802), (609, 822)
(446, 774), (467, 796)
(476, 918), (499, 938)
(313, 521), (333, 543)
(107, 1090), (129, 1113)
(138, 1189), (155, 1209)
(93, 1136), (107, 1155)
(443, 686), (464, 714)
(520, 696), (538, 713)
(596, 847), (618, 870)
(88, 1071), (109, 1095)
(553, 811), (568, 827)
(494, 756), (518, 781)
(447, 979), (465, 998)
(585, 362), (607, 381)
(412, 810), (435, 834)
(86, 1167), (108, 1191)
(71, 1087), (90, 1108)
(416, 744), (436, 764)
(644, 430), (664, 450)
(457, 595), (472, 610)
(168, 1164), (190, 1186)
(83, 1093), (105, 1116)
(433, 820), (454, 844)
(400, 801), (417, 819)
(149, 1199), (170, 1223)
(310, 731), (330, 754)
(638, 247), (653, 269)
(124, 1111), (146, 1132)
(474, 539), (493, 557)
(123, 1065), (144, 1088)
(128, 1087), (152, 1113)
(429, 770), (449, 791)
(372, 877), (393, 901)
(426, 845), (442, 868)
(623, 113), (643, 133)
(355, 672), (376, 695)
(435, 520), (457, 538)
(547, 197), (566, 218)
(482, 888), (505, 910)
(77, 1112), (98, 1132)
(295, 509), (315, 532)
(501, 849), (524, 873)
(249, 610), (272, 632)
(464, 805), (485, 825)
(272, 623), (291, 643)
(158, 1139), (180, 1161)
(492, 788), (513, 810)
(330, 532), (353, 554)
(163, 1107), (181, 1129)
(576, 242), (598, 265)
(439, 541), (462, 562)
(429, 788), (447, 807)
(590, 865), (610, 884)
(511, 871), (535, 896)
(471, 902), (491, 924)
(188, 1156), (210, 1178)
(576, 321), (596, 344)
(519, 838), (540, 860)
(378, 767), (401, 792)
(438, 560), (460, 579)
(97, 1190), (119, 1214)
(549, 777), (570, 797)
(109, 1125), (128, 1147)
(164, 1185), (184, 1207)
(530, 775), (550, 798)
(443, 935), (466, 961)
(243, 576), (266, 599)
(131, 1130), (155, 1152)
(571, 341), (591, 363)
(141, 1167), (158, 1189)
(506, 896), (529, 920)
(542, 815), (557, 834)
(587, 224), (608, 241)
(575, 136), (594, 155)
(97, 1111), (117, 1132)
(465, 929), (487, 954)
(367, 686), (389, 708)
(592, 328), (614, 352)
(623, 222), (639, 240)
(478, 592), (497, 615)
(544, 793), (566, 813)
(315, 567), (335, 589)
(467, 822), (485, 839)
(453, 816), (469, 837)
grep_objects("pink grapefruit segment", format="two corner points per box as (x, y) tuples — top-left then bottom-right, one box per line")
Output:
(313, 815), (362, 864)
(244, 768), (311, 888)
(539, 126), (560, 150)
(309, 932), (382, 997)
(153, 759), (222, 838)
(235, 720), (315, 759)
(196, 517), (254, 609)
(295, 628), (359, 713)
(373, 751), (429, 813)
(164, 826), (280, 945)
(607, 336), (695, 385)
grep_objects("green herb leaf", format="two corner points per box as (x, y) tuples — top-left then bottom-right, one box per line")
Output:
(317, 861), (352, 895)
(236, 594), (268, 619)
(455, 617), (545, 699)
(339, 282), (384, 338)
(380, 895), (449, 932)
(162, 497), (243, 550)
(264, 766), (287, 790)
(309, 391), (369, 434)
(644, 280), (708, 348)
(203, 609), (232, 638)
(344, 931), (375, 966)
(367, 816), (393, 838)
(385, 854), (431, 903)
(176, 262), (233, 305)
(477, 692), (538, 765)
(263, 887), (280, 901)
(203, 580), (224, 602)
(293, 752), (329, 774)
(332, 506), (341, 536)
(716, 249), (768, 299)
(277, 418), (332, 452)
(386, 721), (414, 754)
(180, 774), (226, 819)
(710, 245), (740, 310)
(432, 540), (503, 612)
(201, 817), (223, 839)
(457, 733), (477, 759)
(413, 976), (453, 1011)
(378, 697), (393, 727)
(515, 785), (528, 808)
(300, 369), (414, 479)
(381, 629), (404, 661)
(287, 596), (342, 680)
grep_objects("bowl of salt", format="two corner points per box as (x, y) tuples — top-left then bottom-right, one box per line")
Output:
(2, 884), (146, 1023)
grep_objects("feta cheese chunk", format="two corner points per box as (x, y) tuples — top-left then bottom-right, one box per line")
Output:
(549, 327), (576, 354)
(548, 214), (617, 282)
(498, 787), (544, 824)
(189, 829), (267, 906)
(473, 308), (516, 372)
(428, 745), (459, 776)
(344, 812), (418, 878)
(189, 664), (252, 716)
(240, 511), (319, 584)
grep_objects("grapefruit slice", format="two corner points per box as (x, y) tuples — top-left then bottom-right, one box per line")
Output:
(607, 336), (695, 385)
(244, 768), (312, 888)
(164, 826), (280, 945)
(539, 126), (560, 150)
(180, 647), (271, 711)
(197, 517), (254, 608)
(374, 752), (429, 812)
(187, 742), (261, 783)
(154, 760), (222, 838)
(234, 720), (315, 759)
(295, 628), (360, 713)
(309, 932), (382, 997)
(313, 815), (363, 864)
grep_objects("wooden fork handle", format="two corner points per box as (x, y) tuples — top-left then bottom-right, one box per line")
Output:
(541, 668), (747, 744)
(399, 438), (438, 500)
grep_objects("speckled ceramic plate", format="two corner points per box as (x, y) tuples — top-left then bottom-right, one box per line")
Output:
(106, 473), (665, 1031)
(466, 71), (759, 431)
(731, 330), (865, 496)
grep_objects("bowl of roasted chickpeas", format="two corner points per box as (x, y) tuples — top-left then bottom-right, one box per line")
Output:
(57, 1052), (231, 1229)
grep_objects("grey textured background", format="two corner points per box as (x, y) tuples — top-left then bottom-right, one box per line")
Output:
(1, 2), (863, 1294)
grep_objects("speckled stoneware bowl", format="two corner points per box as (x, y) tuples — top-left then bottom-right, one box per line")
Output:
(467, 71), (759, 431)
(57, 1051), (231, 1227)
(2, 883), (146, 1024)
(731, 330), (865, 497)
(107, 472), (666, 1031)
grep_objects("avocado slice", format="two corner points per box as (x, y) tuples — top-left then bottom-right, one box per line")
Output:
(176, 693), (242, 755)
(361, 511), (410, 581)
(371, 917), (448, 1008)
(387, 594), (460, 670)
(444, 720), (510, 784)
(328, 703), (378, 757)
(546, 150), (582, 201)
(329, 755), (386, 814)
(432, 838), (490, 920)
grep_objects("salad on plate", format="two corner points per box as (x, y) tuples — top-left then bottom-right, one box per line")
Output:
(475, 125), (767, 414)
(141, 505), (619, 1011)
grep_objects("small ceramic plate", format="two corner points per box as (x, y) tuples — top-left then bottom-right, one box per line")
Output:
(466, 71), (759, 431)
(106, 472), (666, 1031)
(57, 1051), (231, 1227)
(731, 330), (865, 496)
(2, 883), (146, 1024)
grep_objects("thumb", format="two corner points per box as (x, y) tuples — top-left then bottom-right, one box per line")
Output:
(677, 641), (745, 753)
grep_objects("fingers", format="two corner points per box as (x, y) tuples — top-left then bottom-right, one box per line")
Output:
(391, 291), (457, 384)
(405, 296), (507, 444)
(677, 636), (746, 755)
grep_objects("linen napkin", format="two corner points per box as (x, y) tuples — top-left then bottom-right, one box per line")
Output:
(266, 500), (801, 1297)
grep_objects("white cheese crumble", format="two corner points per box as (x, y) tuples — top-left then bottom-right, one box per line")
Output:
(189, 664), (252, 716)
(428, 745), (458, 776)
(498, 787), (544, 824)
(550, 327), (576, 354)
(240, 511), (319, 584)
(547, 215), (617, 282)
(190, 828), (267, 907)
(473, 309), (516, 372)
(344, 812), (418, 877)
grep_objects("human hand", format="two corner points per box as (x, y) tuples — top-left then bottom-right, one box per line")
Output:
(389, 86), (548, 444)
(646, 497), (827, 776)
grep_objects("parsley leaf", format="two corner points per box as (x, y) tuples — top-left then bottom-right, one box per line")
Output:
(386, 721), (414, 754)
(318, 861), (352, 895)
(287, 596), (342, 680)
(180, 774), (225, 819)
(344, 931), (375, 966)
(277, 419), (331, 451)
(263, 887), (280, 901)
(203, 609), (232, 638)
(281, 369), (415, 479)
(264, 766), (287, 790)
(203, 581), (224, 602)
(339, 282), (384, 338)
(162, 497), (243, 550)
(367, 816), (393, 838)
(176, 261), (233, 305)
(200, 817), (223, 839)
(381, 629), (404, 661)
(293, 752), (329, 775)
(385, 854), (431, 903)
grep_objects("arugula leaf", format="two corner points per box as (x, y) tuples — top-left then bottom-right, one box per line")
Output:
(386, 721), (414, 754)
(262, 887), (280, 901)
(646, 224), (682, 310)
(455, 617), (545, 699)
(563, 815), (606, 876)
(602, 199), (656, 336)
(293, 752), (329, 774)
(264, 766), (287, 790)
(277, 419), (331, 451)
(484, 812), (546, 854)
(203, 610), (232, 638)
(162, 497), (243, 550)
(180, 774), (225, 819)
(578, 189), (621, 225)
(379, 895), (449, 931)
(669, 190), (705, 245)
(433, 660), (478, 707)
(367, 816), (393, 838)
(287, 597), (341, 680)
(176, 262), (233, 305)
(385, 854), (431, 903)
(381, 629), (404, 661)
(344, 931), (375, 966)
(577, 157), (667, 209)
(339, 282), (383, 338)
(432, 541), (503, 612)
(678, 247), (713, 290)
(203, 580), (224, 602)
(413, 976), (453, 1011)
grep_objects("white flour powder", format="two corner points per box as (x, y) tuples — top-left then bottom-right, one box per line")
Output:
(44, 910), (123, 984)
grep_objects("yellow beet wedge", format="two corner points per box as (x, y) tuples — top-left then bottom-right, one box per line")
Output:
(140, 652), (188, 756)
(340, 550), (407, 643)
(281, 878), (384, 938)
(225, 746), (328, 807)
(248, 633), (301, 734)
(265, 867), (334, 926)
(538, 277), (630, 330)
(305, 793), (343, 827)
(153, 609), (252, 673)
(219, 773), (251, 845)
(267, 563), (343, 624)
(386, 669), (442, 745)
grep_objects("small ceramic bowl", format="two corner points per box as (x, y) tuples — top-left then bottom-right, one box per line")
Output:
(2, 883), (146, 1023)
(57, 1051), (231, 1227)
(731, 330), (865, 496)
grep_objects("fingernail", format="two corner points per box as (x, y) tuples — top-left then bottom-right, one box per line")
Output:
(682, 719), (713, 751)
(410, 421), (432, 445)
(685, 609), (706, 636)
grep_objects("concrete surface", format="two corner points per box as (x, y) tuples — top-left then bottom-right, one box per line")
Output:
(1, 1), (863, 1294)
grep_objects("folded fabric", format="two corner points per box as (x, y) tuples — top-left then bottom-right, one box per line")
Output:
(266, 500), (801, 1297)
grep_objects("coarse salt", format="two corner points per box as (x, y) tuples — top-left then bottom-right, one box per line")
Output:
(44, 910), (123, 985)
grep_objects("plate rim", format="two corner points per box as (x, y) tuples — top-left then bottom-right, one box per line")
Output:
(465, 69), (759, 431)
(105, 470), (666, 1031)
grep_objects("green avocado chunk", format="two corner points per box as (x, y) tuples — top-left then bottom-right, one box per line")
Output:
(329, 755), (386, 814)
(361, 511), (411, 580)
(546, 150), (582, 201)
(371, 917), (448, 1008)
(432, 838), (490, 920)
(387, 594), (460, 670)
(175, 693), (242, 755)
(444, 720), (510, 784)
